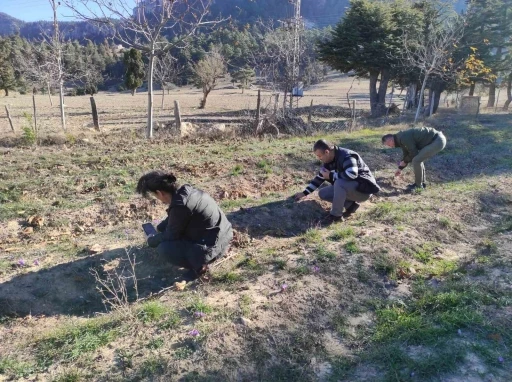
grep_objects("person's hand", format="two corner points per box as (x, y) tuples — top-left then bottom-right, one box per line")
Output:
(395, 169), (402, 177)
(294, 192), (306, 202)
(320, 167), (330, 180)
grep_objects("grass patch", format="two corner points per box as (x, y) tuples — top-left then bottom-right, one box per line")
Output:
(158, 310), (182, 330)
(0, 358), (37, 379)
(137, 301), (169, 323)
(230, 164), (244, 176)
(328, 226), (355, 241)
(35, 317), (121, 367)
(331, 313), (348, 336)
(137, 355), (167, 378)
(257, 159), (273, 173)
(186, 298), (213, 314)
(373, 252), (398, 277)
(315, 245), (337, 262)
(214, 271), (243, 284)
(300, 228), (322, 243)
(344, 240), (359, 254)
(273, 258), (287, 270)
(369, 202), (415, 223)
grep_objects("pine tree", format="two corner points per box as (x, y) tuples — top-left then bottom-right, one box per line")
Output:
(232, 66), (255, 93)
(123, 48), (145, 96)
(0, 38), (17, 96)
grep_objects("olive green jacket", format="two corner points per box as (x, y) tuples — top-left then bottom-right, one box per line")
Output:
(394, 127), (439, 163)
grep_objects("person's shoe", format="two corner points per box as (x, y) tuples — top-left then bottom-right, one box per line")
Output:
(343, 202), (360, 218)
(181, 265), (210, 282)
(405, 183), (424, 193)
(321, 214), (344, 225)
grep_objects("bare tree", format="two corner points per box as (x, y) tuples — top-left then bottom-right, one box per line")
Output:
(191, 47), (227, 109)
(63, 0), (222, 138)
(49, 0), (66, 130)
(154, 52), (182, 109)
(20, 42), (57, 105)
(400, 18), (464, 123)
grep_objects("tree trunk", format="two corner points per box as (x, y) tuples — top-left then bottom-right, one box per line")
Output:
(200, 88), (210, 109)
(487, 82), (496, 108)
(430, 81), (446, 114)
(503, 72), (512, 110)
(469, 83), (475, 96)
(377, 69), (390, 116)
(161, 85), (165, 109)
(131, 89), (135, 96)
(415, 72), (430, 123)
(58, 81), (66, 130)
(146, 50), (155, 139)
(368, 71), (379, 118)
(47, 81), (53, 106)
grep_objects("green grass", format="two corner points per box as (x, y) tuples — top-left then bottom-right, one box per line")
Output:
(137, 301), (170, 323)
(0, 358), (37, 379)
(214, 271), (244, 284)
(369, 202), (415, 224)
(344, 240), (359, 254)
(328, 226), (355, 241)
(35, 317), (121, 367)
(300, 228), (322, 243)
(315, 245), (337, 262)
(256, 159), (273, 173)
(230, 164), (244, 176)
(137, 355), (167, 378)
(273, 258), (287, 270)
(186, 298), (213, 314)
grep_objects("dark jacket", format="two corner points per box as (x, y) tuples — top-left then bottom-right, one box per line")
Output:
(148, 185), (232, 258)
(394, 127), (440, 164)
(303, 146), (380, 195)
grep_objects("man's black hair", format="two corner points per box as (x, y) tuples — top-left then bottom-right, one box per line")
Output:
(136, 171), (179, 197)
(381, 134), (394, 144)
(313, 139), (333, 152)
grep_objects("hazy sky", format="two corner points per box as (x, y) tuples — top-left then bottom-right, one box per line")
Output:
(1, 0), (78, 22)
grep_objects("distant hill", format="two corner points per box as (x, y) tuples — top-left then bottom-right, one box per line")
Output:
(0, 0), (467, 42)
(0, 12), (24, 36)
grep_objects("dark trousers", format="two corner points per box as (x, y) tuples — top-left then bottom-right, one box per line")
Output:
(157, 237), (231, 271)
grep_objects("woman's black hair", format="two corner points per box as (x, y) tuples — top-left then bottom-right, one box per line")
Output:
(136, 171), (179, 197)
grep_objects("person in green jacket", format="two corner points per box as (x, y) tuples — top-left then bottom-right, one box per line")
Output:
(382, 127), (446, 190)
(136, 171), (233, 281)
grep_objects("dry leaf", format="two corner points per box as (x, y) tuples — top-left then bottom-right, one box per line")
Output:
(175, 281), (187, 291)
(27, 215), (44, 228)
(22, 227), (34, 235)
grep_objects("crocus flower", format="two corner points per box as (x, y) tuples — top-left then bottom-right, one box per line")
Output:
(194, 312), (206, 318)
(188, 329), (200, 337)
(18, 259), (26, 267)
(498, 357), (504, 363)
(312, 266), (320, 272)
(34, 259), (40, 266)
(281, 283), (288, 291)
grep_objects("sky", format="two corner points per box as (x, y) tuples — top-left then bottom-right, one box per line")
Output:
(0, 0), (138, 22)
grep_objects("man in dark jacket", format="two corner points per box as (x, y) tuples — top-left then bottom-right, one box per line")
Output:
(137, 171), (233, 280)
(294, 139), (380, 223)
(382, 126), (446, 190)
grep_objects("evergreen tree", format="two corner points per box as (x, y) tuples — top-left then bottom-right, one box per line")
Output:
(123, 48), (145, 96)
(0, 38), (17, 95)
(232, 66), (255, 93)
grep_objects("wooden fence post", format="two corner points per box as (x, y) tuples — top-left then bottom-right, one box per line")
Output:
(5, 105), (15, 132)
(32, 93), (38, 133)
(256, 90), (261, 123)
(174, 100), (182, 131)
(429, 91), (435, 117)
(308, 99), (313, 125)
(274, 93), (280, 115)
(89, 96), (100, 131)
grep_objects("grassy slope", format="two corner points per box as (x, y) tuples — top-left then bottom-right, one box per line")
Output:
(0, 112), (511, 382)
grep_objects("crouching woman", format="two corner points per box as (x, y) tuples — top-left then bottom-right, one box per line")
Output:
(136, 171), (233, 280)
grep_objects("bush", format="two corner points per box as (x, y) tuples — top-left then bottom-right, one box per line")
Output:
(76, 87), (86, 96)
(22, 127), (36, 146)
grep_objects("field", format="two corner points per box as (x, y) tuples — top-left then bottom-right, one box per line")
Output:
(0, 75), (511, 381)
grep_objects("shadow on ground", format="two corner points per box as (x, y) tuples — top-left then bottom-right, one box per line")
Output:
(0, 246), (183, 318)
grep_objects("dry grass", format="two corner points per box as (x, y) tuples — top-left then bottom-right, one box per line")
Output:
(0, 78), (511, 381)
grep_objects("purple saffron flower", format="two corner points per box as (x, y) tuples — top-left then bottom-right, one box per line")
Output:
(34, 259), (40, 266)
(194, 311), (206, 318)
(188, 329), (200, 337)
(498, 357), (504, 363)
(17, 259), (26, 267)
(410, 372), (415, 377)
(281, 283), (288, 291)
(312, 266), (320, 272)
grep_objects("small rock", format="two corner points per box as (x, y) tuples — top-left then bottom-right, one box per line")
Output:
(87, 244), (103, 254)
(240, 317), (253, 327)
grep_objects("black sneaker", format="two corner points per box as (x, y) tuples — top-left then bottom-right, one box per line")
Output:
(343, 202), (360, 218)
(405, 183), (424, 193)
(321, 214), (344, 225)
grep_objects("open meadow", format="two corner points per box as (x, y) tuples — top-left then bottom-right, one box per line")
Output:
(0, 74), (511, 381)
